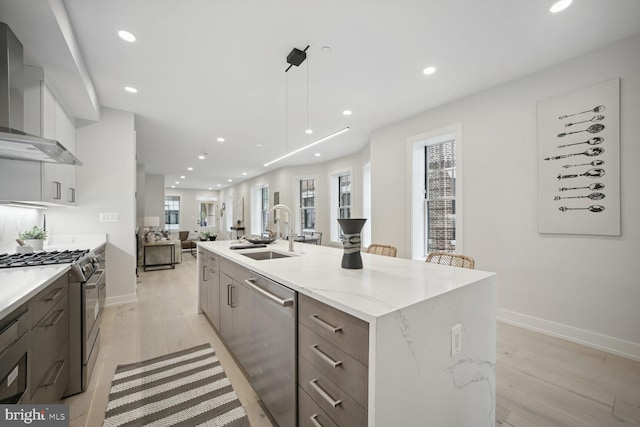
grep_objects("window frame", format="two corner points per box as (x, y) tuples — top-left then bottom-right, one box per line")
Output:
(330, 170), (353, 243)
(164, 195), (180, 231)
(408, 123), (463, 260)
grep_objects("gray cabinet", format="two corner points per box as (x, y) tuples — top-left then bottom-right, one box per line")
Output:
(26, 274), (69, 403)
(219, 271), (252, 369)
(197, 249), (209, 315)
(298, 293), (369, 427)
(198, 248), (221, 330)
(205, 252), (220, 330)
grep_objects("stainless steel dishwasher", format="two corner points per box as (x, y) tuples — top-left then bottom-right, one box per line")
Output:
(243, 272), (296, 427)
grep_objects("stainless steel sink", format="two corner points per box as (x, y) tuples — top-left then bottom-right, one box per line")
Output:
(240, 251), (294, 260)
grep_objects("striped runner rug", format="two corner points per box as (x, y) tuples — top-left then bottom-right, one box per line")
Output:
(103, 343), (250, 427)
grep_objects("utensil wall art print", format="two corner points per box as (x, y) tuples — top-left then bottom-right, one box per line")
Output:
(537, 78), (620, 236)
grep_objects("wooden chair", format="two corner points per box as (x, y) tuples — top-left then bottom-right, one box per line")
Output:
(365, 244), (397, 257)
(425, 251), (475, 269)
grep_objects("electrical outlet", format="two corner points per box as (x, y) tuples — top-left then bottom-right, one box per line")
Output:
(451, 323), (462, 356)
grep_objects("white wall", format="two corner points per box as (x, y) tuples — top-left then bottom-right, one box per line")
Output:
(136, 163), (146, 229)
(217, 146), (370, 245)
(370, 34), (640, 359)
(164, 188), (219, 235)
(144, 174), (165, 226)
(47, 108), (137, 306)
(0, 206), (42, 254)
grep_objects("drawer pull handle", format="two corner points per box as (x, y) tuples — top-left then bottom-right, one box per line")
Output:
(310, 414), (323, 427)
(45, 287), (64, 302)
(41, 360), (65, 387)
(310, 314), (342, 333)
(41, 310), (64, 328)
(311, 344), (342, 368)
(310, 379), (342, 407)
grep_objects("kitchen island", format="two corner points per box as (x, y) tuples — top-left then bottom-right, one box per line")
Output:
(198, 240), (496, 427)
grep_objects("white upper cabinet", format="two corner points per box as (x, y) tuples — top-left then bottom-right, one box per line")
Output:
(0, 71), (78, 206)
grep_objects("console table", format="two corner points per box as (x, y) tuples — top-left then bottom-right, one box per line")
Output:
(143, 241), (176, 271)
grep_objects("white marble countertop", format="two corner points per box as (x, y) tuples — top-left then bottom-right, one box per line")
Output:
(198, 240), (495, 322)
(0, 234), (107, 320)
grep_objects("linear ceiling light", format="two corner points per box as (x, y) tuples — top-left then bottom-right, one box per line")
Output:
(264, 127), (349, 167)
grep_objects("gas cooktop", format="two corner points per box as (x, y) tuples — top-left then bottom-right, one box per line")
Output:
(0, 249), (89, 269)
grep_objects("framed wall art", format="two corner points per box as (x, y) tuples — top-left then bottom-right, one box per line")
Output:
(537, 78), (620, 236)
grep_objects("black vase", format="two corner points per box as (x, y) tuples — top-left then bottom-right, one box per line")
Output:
(338, 218), (367, 269)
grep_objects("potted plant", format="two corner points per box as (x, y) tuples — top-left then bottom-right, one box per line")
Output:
(18, 226), (47, 250)
(199, 231), (210, 241)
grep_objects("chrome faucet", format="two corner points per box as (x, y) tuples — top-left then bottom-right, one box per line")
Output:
(269, 204), (296, 252)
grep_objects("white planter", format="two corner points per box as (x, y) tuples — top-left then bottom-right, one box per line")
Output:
(25, 239), (44, 250)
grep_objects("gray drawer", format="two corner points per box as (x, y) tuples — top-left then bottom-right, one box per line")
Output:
(299, 356), (367, 427)
(30, 344), (68, 404)
(30, 294), (68, 393)
(28, 275), (68, 326)
(299, 294), (369, 366)
(220, 257), (251, 283)
(299, 387), (339, 427)
(299, 324), (368, 409)
(207, 252), (220, 269)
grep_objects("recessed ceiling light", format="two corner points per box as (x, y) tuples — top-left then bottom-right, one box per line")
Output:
(217, 184), (221, 187)
(171, 185), (175, 188)
(257, 143), (263, 147)
(175, 181), (180, 184)
(343, 110), (352, 116)
(187, 167), (193, 171)
(208, 187), (212, 190)
(117, 30), (136, 42)
(180, 175), (185, 179)
(198, 154), (206, 160)
(314, 153), (321, 157)
(242, 172), (247, 176)
(306, 129), (313, 134)
(550, 0), (572, 13)
(423, 66), (436, 75)
(124, 86), (138, 93)
(217, 137), (225, 142)
(227, 179), (233, 182)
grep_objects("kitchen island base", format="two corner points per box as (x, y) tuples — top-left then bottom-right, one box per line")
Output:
(197, 241), (496, 427)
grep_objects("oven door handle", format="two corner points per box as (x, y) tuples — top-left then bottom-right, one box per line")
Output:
(85, 270), (106, 290)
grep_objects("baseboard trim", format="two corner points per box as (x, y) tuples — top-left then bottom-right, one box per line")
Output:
(498, 308), (640, 361)
(105, 293), (138, 307)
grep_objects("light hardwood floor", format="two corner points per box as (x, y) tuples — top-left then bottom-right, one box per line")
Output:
(64, 255), (640, 427)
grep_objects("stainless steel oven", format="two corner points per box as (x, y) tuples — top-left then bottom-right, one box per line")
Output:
(0, 304), (30, 404)
(65, 252), (104, 396)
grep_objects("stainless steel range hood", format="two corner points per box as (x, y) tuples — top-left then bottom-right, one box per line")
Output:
(0, 22), (82, 166)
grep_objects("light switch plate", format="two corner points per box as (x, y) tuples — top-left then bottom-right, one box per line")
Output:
(100, 212), (119, 222)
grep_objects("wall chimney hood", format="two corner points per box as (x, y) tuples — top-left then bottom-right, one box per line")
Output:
(0, 22), (82, 166)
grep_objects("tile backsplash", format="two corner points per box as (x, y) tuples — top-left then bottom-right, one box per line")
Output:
(0, 206), (43, 254)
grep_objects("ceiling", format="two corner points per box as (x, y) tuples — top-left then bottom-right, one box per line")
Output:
(1, 0), (639, 190)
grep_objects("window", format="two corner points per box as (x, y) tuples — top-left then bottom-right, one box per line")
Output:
(362, 162), (371, 247)
(425, 140), (456, 252)
(261, 186), (270, 233)
(250, 185), (269, 235)
(330, 172), (352, 242)
(164, 195), (180, 231)
(299, 178), (316, 232)
(410, 124), (462, 260)
(338, 174), (352, 219)
(196, 197), (217, 229)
